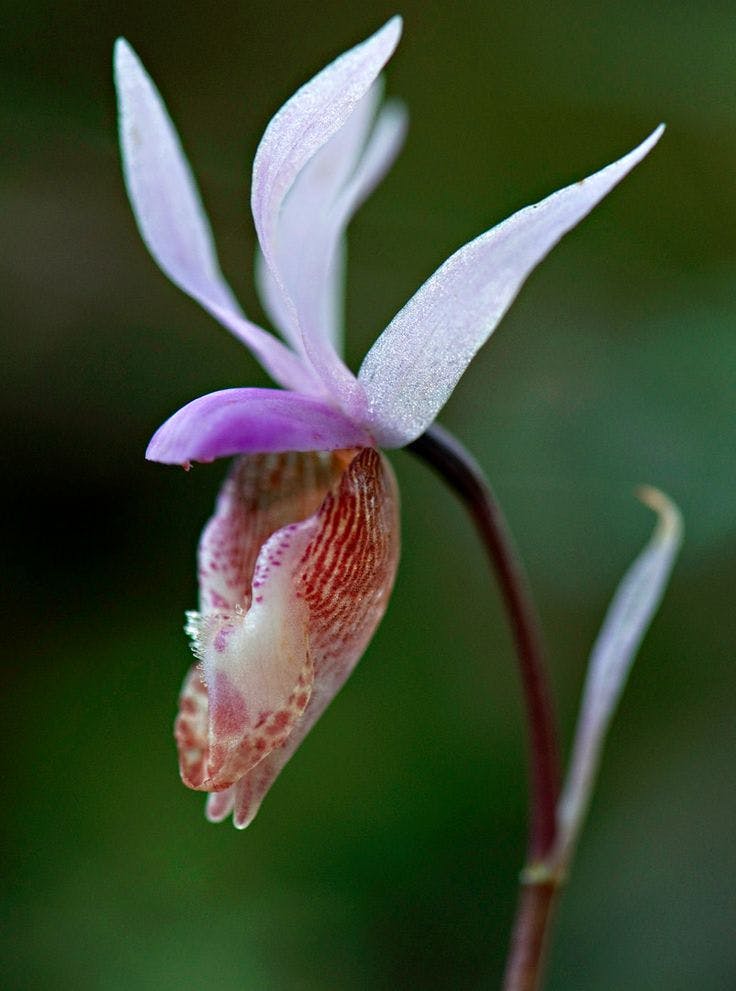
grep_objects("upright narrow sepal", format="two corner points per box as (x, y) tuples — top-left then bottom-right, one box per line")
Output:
(359, 126), (665, 447)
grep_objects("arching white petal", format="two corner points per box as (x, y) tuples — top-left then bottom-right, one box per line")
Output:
(254, 81), (384, 352)
(293, 99), (409, 360)
(358, 126), (665, 447)
(251, 17), (402, 403)
(114, 38), (315, 393)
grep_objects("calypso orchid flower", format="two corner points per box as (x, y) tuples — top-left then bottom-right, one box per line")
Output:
(114, 17), (663, 828)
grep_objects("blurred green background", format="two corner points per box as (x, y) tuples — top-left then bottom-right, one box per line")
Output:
(3, 1), (734, 988)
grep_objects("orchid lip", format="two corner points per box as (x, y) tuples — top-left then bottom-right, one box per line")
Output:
(174, 448), (400, 825)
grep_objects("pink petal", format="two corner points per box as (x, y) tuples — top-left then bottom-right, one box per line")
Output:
(358, 126), (665, 447)
(174, 448), (400, 826)
(251, 17), (402, 406)
(257, 84), (407, 353)
(255, 96), (407, 426)
(114, 38), (317, 394)
(205, 788), (236, 823)
(146, 388), (374, 464)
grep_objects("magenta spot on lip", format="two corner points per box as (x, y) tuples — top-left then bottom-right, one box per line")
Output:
(211, 671), (248, 736)
(213, 625), (233, 653)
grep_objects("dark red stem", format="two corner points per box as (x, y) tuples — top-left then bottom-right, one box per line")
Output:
(501, 882), (558, 991)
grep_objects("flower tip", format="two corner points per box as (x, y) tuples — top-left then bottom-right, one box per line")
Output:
(145, 432), (175, 465)
(635, 485), (682, 543)
(612, 123), (665, 178)
(113, 37), (148, 99)
(371, 14), (403, 54)
(144, 437), (160, 462)
(650, 121), (666, 144)
(637, 122), (665, 157)
(113, 36), (135, 74)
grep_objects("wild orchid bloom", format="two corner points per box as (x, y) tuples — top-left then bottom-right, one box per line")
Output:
(114, 18), (662, 828)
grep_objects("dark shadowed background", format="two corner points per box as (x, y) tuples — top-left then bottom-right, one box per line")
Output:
(3, 1), (734, 988)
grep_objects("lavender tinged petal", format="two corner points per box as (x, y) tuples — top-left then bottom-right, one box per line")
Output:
(296, 99), (408, 361)
(113, 39), (236, 312)
(255, 95), (407, 403)
(251, 17), (402, 403)
(254, 81), (384, 353)
(114, 38), (316, 394)
(251, 16), (400, 269)
(359, 126), (665, 447)
(552, 488), (682, 872)
(257, 97), (407, 372)
(146, 388), (374, 464)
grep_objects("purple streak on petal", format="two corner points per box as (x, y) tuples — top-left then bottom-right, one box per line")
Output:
(113, 38), (317, 394)
(146, 388), (373, 464)
(250, 17), (402, 403)
(358, 125), (665, 447)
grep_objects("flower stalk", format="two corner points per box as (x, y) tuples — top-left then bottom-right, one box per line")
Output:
(407, 424), (561, 990)
(501, 880), (559, 991)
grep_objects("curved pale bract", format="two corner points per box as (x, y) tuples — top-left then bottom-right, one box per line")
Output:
(175, 447), (400, 826)
(358, 125), (665, 448)
(551, 487), (682, 873)
(251, 17), (402, 406)
(145, 387), (375, 464)
(113, 38), (316, 395)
